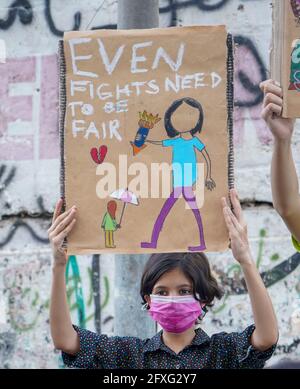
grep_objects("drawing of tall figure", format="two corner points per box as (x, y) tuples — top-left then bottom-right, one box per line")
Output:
(141, 97), (216, 252)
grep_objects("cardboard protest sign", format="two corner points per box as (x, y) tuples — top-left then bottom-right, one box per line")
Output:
(271, 0), (300, 117)
(59, 25), (233, 255)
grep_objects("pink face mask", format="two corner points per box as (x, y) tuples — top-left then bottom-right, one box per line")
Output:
(148, 294), (205, 333)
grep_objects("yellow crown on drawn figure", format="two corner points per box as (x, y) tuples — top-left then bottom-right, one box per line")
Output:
(138, 110), (161, 126)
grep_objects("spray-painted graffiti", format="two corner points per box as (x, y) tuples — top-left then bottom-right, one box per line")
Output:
(0, 0), (237, 35)
(233, 36), (272, 146)
(276, 339), (300, 354)
(160, 0), (231, 26)
(0, 164), (16, 211)
(0, 0), (33, 30)
(0, 332), (16, 368)
(92, 254), (101, 333)
(213, 228), (300, 296)
(0, 55), (59, 161)
(66, 255), (86, 328)
(65, 255), (112, 333)
(1, 255), (112, 334)
(3, 260), (48, 332)
(0, 192), (54, 248)
(0, 0), (80, 35)
(215, 251), (300, 296)
(0, 219), (49, 247)
(0, 194), (51, 247)
(0, 165), (16, 198)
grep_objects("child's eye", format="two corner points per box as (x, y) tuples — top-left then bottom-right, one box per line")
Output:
(157, 290), (167, 296)
(180, 289), (192, 295)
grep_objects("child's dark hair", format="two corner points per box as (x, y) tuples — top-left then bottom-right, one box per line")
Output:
(164, 97), (204, 138)
(140, 252), (224, 316)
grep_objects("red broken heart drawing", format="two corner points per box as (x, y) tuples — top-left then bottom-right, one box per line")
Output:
(90, 145), (108, 164)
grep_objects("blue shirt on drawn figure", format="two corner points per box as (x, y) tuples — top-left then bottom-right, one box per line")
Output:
(162, 136), (205, 188)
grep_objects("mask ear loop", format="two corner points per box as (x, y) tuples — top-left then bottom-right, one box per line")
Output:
(194, 293), (207, 320)
(141, 302), (149, 311)
(200, 303), (207, 320)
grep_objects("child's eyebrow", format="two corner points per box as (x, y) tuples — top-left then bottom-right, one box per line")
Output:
(154, 284), (192, 289)
(153, 285), (167, 289)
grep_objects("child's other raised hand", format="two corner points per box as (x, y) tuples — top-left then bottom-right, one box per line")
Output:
(260, 79), (295, 142)
(222, 189), (253, 265)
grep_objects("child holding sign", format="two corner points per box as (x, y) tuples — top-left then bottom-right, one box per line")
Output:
(260, 79), (300, 251)
(48, 189), (278, 369)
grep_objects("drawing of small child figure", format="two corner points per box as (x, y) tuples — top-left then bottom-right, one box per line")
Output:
(101, 200), (119, 248)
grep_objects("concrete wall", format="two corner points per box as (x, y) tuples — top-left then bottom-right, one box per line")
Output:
(0, 0), (299, 368)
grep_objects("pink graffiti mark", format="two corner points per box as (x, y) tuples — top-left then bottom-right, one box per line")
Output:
(90, 145), (108, 164)
(0, 54), (59, 161)
(234, 44), (272, 147)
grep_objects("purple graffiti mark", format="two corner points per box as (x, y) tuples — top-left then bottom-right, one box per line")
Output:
(233, 35), (272, 147)
(0, 55), (59, 161)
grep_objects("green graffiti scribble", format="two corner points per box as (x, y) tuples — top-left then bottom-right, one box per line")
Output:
(8, 289), (41, 332)
(256, 228), (266, 269)
(84, 313), (95, 324)
(66, 255), (86, 329)
(271, 253), (280, 261)
(101, 276), (110, 309)
(9, 313), (40, 333)
(31, 291), (39, 307)
(256, 228), (280, 268)
(227, 264), (241, 276)
(211, 292), (229, 314)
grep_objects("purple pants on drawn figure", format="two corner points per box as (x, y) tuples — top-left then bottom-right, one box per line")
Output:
(141, 186), (206, 251)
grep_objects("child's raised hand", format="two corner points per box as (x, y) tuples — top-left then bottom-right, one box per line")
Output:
(47, 199), (77, 265)
(222, 189), (253, 265)
(260, 79), (295, 142)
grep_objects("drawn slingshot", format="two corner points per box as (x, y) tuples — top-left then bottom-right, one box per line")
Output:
(109, 188), (139, 226)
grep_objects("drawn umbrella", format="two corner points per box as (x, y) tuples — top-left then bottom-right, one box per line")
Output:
(109, 188), (139, 226)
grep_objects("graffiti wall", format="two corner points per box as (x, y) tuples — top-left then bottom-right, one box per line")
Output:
(0, 0), (299, 368)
